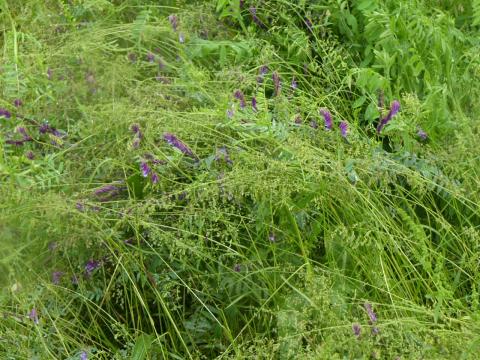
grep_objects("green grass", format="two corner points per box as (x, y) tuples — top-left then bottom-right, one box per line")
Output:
(1, 0), (480, 358)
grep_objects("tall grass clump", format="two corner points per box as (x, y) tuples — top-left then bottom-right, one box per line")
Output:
(1, 0), (480, 358)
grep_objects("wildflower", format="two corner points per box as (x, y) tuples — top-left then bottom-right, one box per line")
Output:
(39, 123), (51, 134)
(179, 33), (185, 43)
(168, 14), (178, 32)
(25, 151), (35, 160)
(146, 52), (155, 63)
(94, 184), (120, 196)
(234, 264), (241, 272)
(52, 271), (63, 285)
(76, 202), (85, 212)
(339, 121), (348, 138)
(320, 109), (333, 130)
(163, 132), (196, 158)
(417, 128), (428, 141)
(80, 351), (88, 360)
(310, 120), (318, 129)
(257, 65), (269, 83)
(29, 308), (39, 324)
(294, 114), (302, 124)
(377, 100), (400, 133)
(0, 108), (11, 118)
(252, 97), (258, 112)
(352, 323), (361, 338)
(132, 137), (141, 149)
(140, 162), (151, 177)
(291, 77), (298, 90)
(13, 99), (22, 107)
(227, 108), (234, 118)
(372, 326), (380, 335)
(364, 302), (377, 323)
(85, 259), (100, 276)
(6, 140), (25, 146)
(249, 7), (264, 28)
(234, 90), (246, 109)
(17, 127), (32, 141)
(272, 72), (281, 96)
(151, 172), (159, 184)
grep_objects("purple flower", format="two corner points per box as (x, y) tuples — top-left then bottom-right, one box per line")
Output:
(163, 132), (196, 158)
(291, 77), (298, 90)
(179, 33), (185, 43)
(140, 162), (151, 177)
(227, 108), (234, 118)
(85, 259), (100, 276)
(13, 99), (22, 107)
(26, 151), (35, 160)
(372, 326), (380, 335)
(364, 302), (377, 323)
(249, 7), (264, 28)
(146, 52), (155, 63)
(339, 121), (348, 138)
(352, 323), (361, 338)
(417, 128), (428, 141)
(310, 120), (318, 129)
(234, 90), (246, 109)
(52, 271), (64, 285)
(130, 123), (141, 135)
(272, 72), (281, 96)
(168, 14), (178, 32)
(17, 127), (31, 141)
(39, 123), (51, 134)
(80, 351), (88, 360)
(268, 232), (276, 242)
(252, 97), (258, 112)
(94, 184), (120, 196)
(151, 172), (159, 184)
(29, 308), (39, 324)
(257, 65), (269, 83)
(377, 100), (400, 133)
(234, 264), (242, 272)
(76, 202), (85, 212)
(6, 139), (25, 146)
(294, 114), (302, 124)
(320, 109), (333, 130)
(47, 68), (53, 80)
(0, 108), (11, 118)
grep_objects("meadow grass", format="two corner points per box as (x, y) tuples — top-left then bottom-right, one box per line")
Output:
(1, 0), (480, 359)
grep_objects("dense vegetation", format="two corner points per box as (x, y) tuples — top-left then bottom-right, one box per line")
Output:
(1, 0), (480, 358)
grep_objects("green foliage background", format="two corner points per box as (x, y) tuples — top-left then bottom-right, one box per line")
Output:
(1, 0), (480, 358)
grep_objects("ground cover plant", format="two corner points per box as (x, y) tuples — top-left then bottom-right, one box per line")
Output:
(1, 0), (480, 358)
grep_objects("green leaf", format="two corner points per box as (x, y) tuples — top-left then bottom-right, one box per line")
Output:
(131, 334), (154, 360)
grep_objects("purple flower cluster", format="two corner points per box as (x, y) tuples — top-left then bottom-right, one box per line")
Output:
(320, 109), (333, 130)
(234, 90), (246, 109)
(339, 121), (348, 138)
(130, 123), (142, 149)
(29, 308), (39, 324)
(377, 100), (400, 133)
(251, 97), (258, 112)
(52, 271), (64, 285)
(291, 77), (298, 91)
(364, 302), (379, 335)
(163, 132), (196, 159)
(417, 128), (428, 141)
(13, 99), (22, 107)
(94, 183), (125, 201)
(0, 108), (11, 118)
(85, 259), (101, 277)
(249, 7), (265, 28)
(352, 323), (361, 338)
(257, 65), (269, 83)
